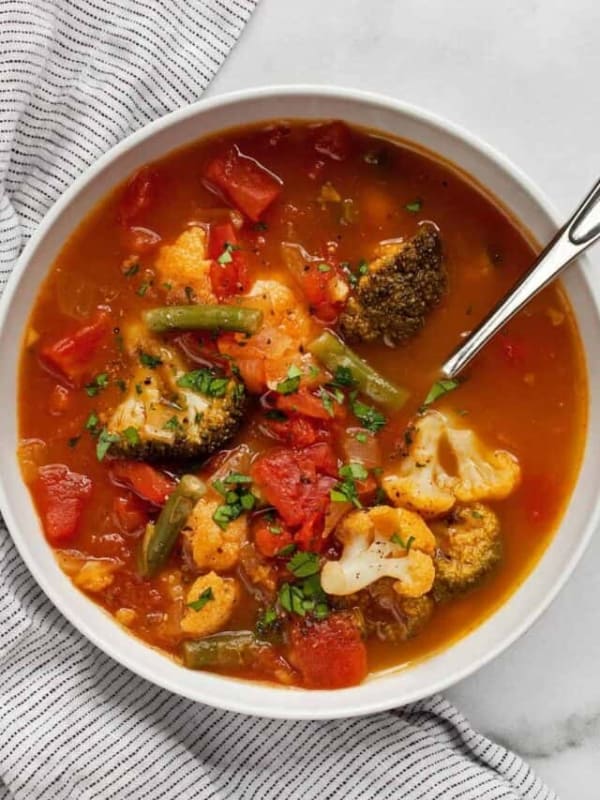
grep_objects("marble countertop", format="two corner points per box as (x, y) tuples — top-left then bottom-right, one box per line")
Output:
(207, 0), (600, 795)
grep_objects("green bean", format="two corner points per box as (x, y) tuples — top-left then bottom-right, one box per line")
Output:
(182, 631), (265, 670)
(139, 474), (206, 578)
(143, 305), (263, 335)
(308, 331), (409, 410)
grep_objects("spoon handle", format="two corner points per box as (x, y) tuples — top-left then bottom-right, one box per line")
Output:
(440, 178), (600, 380)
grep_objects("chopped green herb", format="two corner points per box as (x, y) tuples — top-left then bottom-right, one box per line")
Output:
(276, 543), (296, 558)
(317, 263), (331, 273)
(423, 378), (460, 407)
(318, 387), (335, 417)
(139, 351), (162, 369)
(255, 606), (279, 637)
(330, 462), (367, 508)
(331, 365), (357, 389)
(357, 259), (368, 275)
(124, 262), (140, 278)
(278, 572), (329, 619)
(288, 551), (320, 578)
(212, 474), (257, 530)
(163, 416), (181, 432)
(355, 431), (368, 443)
(177, 369), (230, 398)
(308, 365), (320, 379)
(137, 281), (151, 297)
(84, 411), (99, 433)
(67, 436), (80, 448)
(350, 394), (386, 433)
(187, 587), (214, 612)
(340, 462), (369, 481)
(122, 426), (140, 446)
(405, 199), (422, 213)
(391, 533), (415, 551)
(276, 364), (302, 395)
(96, 428), (120, 461)
(224, 472), (252, 485)
(84, 373), (109, 397)
(217, 241), (240, 265)
(265, 409), (288, 422)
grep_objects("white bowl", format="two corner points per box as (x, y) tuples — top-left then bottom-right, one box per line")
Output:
(1, 86), (599, 719)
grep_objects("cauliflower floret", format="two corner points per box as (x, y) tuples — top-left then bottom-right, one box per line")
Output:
(181, 572), (239, 637)
(73, 560), (119, 592)
(432, 503), (502, 600)
(183, 498), (248, 571)
(383, 410), (521, 516)
(383, 411), (456, 516)
(447, 428), (521, 503)
(154, 227), (216, 303)
(321, 506), (436, 598)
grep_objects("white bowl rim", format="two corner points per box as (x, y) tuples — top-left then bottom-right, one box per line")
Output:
(1, 84), (599, 719)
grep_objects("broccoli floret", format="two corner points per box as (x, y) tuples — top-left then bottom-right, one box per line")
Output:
(106, 337), (245, 462)
(339, 223), (446, 345)
(431, 503), (502, 600)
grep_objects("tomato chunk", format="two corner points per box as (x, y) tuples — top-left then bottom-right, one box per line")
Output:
(295, 261), (348, 323)
(40, 311), (110, 384)
(289, 613), (368, 688)
(253, 516), (294, 558)
(113, 493), (149, 533)
(109, 461), (175, 506)
(251, 444), (337, 550)
(208, 221), (249, 299)
(35, 464), (92, 545)
(203, 146), (282, 221)
(265, 414), (331, 448)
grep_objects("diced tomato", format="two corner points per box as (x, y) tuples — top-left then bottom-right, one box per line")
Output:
(253, 516), (294, 558)
(289, 613), (368, 689)
(40, 311), (110, 384)
(295, 261), (348, 323)
(118, 166), (157, 225)
(203, 146), (282, 221)
(113, 493), (149, 533)
(109, 461), (175, 507)
(235, 357), (267, 394)
(275, 388), (338, 421)
(35, 464), (92, 545)
(48, 384), (71, 415)
(312, 121), (353, 162)
(265, 414), (331, 448)
(208, 221), (249, 299)
(251, 443), (338, 550)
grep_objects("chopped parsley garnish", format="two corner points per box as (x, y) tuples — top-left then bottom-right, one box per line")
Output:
(163, 416), (181, 431)
(358, 259), (368, 275)
(67, 436), (80, 448)
(96, 428), (120, 461)
(84, 373), (109, 397)
(275, 364), (302, 395)
(139, 351), (162, 369)
(217, 242), (240, 265)
(330, 462), (368, 508)
(123, 261), (140, 278)
(187, 587), (214, 612)
(122, 426), (140, 446)
(255, 606), (279, 637)
(317, 263), (331, 273)
(212, 472), (257, 530)
(330, 365), (357, 389)
(276, 543), (296, 558)
(350, 393), (386, 433)
(84, 411), (99, 433)
(288, 550), (320, 578)
(278, 572), (329, 619)
(423, 378), (460, 407)
(265, 409), (287, 422)
(391, 533), (415, 551)
(177, 369), (229, 397)
(355, 430), (369, 443)
(317, 385), (343, 417)
(137, 281), (151, 297)
(405, 199), (422, 213)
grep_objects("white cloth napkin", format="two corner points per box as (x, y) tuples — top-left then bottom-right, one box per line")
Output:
(0, 3), (557, 798)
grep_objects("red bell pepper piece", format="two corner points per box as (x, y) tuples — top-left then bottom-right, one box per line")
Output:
(253, 516), (294, 558)
(203, 146), (282, 221)
(109, 461), (175, 507)
(35, 464), (92, 545)
(40, 311), (110, 384)
(289, 613), (368, 689)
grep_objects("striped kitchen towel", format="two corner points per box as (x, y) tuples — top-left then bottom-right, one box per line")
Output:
(0, 2), (556, 799)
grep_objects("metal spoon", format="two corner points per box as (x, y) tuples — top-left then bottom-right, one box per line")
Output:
(440, 179), (600, 380)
